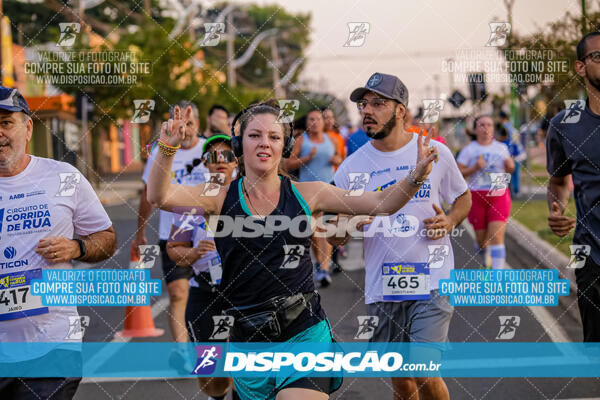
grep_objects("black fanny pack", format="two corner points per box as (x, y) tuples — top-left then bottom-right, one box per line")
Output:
(224, 292), (315, 340)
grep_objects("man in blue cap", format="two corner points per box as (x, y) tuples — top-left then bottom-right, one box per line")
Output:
(0, 87), (116, 398)
(331, 73), (471, 400)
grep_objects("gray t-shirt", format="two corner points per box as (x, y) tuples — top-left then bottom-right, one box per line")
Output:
(546, 101), (600, 265)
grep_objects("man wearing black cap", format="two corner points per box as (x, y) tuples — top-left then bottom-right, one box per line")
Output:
(331, 73), (471, 400)
(0, 87), (116, 398)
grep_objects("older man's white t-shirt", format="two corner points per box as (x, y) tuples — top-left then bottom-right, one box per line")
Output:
(0, 156), (112, 360)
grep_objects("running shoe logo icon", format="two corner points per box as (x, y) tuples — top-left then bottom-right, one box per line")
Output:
(561, 100), (585, 124)
(277, 100), (299, 123)
(281, 244), (305, 269)
(488, 173), (511, 197)
(193, 345), (222, 375)
(427, 245), (449, 269)
(56, 172), (81, 197)
(65, 315), (90, 340)
(171, 209), (201, 240)
(567, 245), (591, 269)
(496, 315), (520, 340)
(354, 315), (379, 340)
(421, 100), (444, 124)
(210, 316), (234, 340)
(485, 22), (511, 47)
(132, 100), (155, 123)
(344, 22), (370, 47)
(57, 23), (80, 47)
(200, 23), (225, 47)
(137, 245), (160, 269)
(202, 173), (226, 197)
(346, 173), (370, 196)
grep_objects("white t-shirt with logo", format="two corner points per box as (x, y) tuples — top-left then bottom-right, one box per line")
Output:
(170, 213), (222, 288)
(0, 156), (112, 359)
(456, 140), (511, 191)
(142, 138), (208, 240)
(334, 135), (468, 304)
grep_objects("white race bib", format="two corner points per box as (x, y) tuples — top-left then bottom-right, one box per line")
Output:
(382, 262), (430, 301)
(0, 269), (49, 321)
(208, 255), (222, 285)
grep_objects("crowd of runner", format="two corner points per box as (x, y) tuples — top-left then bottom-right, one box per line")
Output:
(1, 32), (600, 400)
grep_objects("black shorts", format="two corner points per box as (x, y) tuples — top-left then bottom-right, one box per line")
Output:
(158, 240), (193, 284)
(575, 256), (600, 342)
(186, 272), (227, 342)
(0, 377), (81, 400)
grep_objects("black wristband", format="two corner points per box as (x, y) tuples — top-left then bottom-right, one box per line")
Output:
(74, 239), (86, 260)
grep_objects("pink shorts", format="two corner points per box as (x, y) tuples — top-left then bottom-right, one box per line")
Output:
(468, 190), (511, 231)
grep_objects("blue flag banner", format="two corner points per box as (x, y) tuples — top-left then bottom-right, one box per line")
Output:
(0, 342), (598, 378)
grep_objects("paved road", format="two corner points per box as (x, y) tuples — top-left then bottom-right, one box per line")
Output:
(73, 200), (600, 400)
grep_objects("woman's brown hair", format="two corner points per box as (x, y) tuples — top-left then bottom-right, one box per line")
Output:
(235, 99), (292, 179)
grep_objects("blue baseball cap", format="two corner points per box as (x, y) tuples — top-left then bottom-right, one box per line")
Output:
(350, 72), (409, 107)
(0, 87), (31, 115)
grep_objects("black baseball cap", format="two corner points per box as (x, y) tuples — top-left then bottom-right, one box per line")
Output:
(350, 72), (409, 107)
(202, 134), (232, 155)
(0, 87), (30, 115)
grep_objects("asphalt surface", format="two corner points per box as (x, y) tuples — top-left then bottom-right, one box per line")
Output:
(72, 199), (600, 400)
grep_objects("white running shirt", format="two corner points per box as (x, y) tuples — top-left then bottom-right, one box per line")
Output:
(334, 135), (468, 304)
(0, 156), (112, 359)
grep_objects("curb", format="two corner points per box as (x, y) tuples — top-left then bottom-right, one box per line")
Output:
(505, 218), (579, 320)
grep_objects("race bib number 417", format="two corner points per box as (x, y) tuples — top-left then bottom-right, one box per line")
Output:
(0, 269), (49, 321)
(382, 262), (430, 301)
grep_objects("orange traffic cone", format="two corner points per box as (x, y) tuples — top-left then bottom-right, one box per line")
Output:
(115, 244), (164, 338)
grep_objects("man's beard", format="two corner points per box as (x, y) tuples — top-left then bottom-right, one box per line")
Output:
(209, 124), (221, 134)
(365, 111), (396, 139)
(588, 75), (600, 92)
(180, 135), (194, 149)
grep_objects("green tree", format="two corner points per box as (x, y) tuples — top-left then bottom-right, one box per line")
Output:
(503, 11), (600, 105)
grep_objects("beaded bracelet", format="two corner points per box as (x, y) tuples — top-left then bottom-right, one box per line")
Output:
(157, 140), (180, 156)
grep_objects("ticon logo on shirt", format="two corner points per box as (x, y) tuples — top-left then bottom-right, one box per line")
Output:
(3, 247), (16, 259)
(389, 213), (418, 235)
(0, 245), (29, 270)
(4, 204), (51, 235)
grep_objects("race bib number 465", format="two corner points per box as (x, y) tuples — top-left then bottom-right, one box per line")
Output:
(382, 262), (430, 301)
(0, 269), (49, 321)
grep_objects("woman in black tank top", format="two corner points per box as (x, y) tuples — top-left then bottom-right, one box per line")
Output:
(146, 101), (438, 400)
